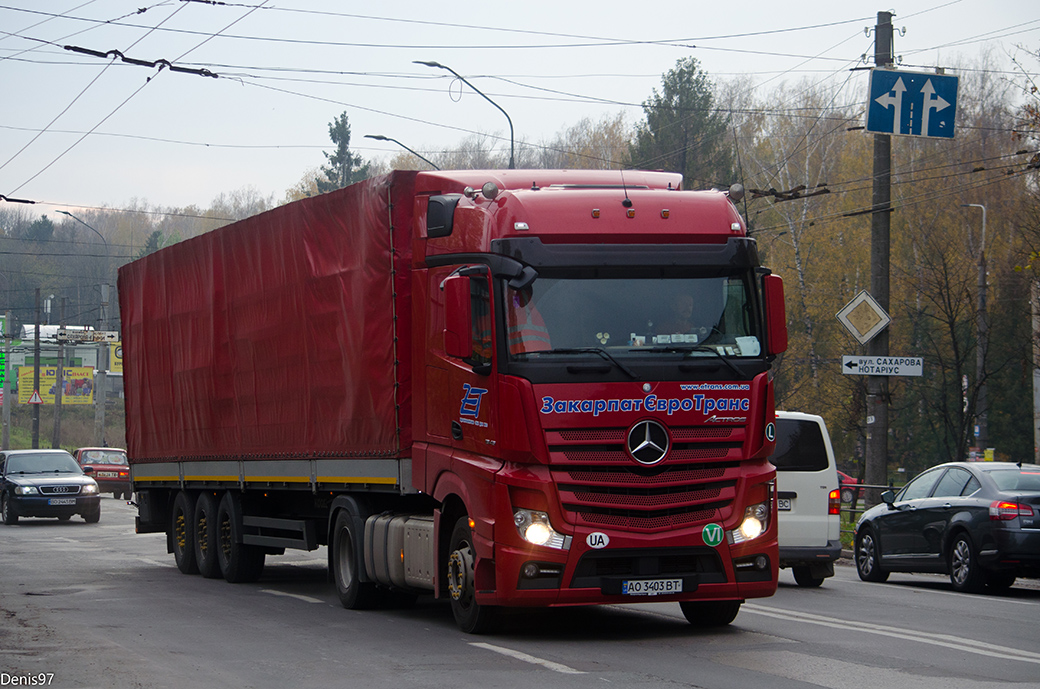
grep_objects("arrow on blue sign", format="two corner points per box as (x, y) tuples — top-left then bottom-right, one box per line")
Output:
(866, 69), (958, 139)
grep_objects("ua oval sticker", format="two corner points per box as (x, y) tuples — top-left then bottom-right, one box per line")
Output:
(586, 532), (610, 549)
(702, 523), (724, 547)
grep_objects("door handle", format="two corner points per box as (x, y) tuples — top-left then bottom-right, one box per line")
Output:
(451, 421), (463, 441)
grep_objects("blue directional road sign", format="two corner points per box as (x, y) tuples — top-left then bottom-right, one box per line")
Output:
(866, 69), (959, 139)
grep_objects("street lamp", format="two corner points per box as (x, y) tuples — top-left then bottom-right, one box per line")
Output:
(364, 134), (440, 170)
(56, 210), (110, 329)
(961, 203), (987, 454)
(55, 210), (107, 249)
(414, 60), (515, 169)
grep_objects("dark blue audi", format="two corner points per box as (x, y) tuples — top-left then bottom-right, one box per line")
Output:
(1, 449), (101, 524)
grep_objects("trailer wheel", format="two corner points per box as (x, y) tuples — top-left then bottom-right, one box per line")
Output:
(194, 492), (222, 579)
(679, 600), (741, 627)
(171, 491), (198, 574)
(216, 492), (265, 583)
(331, 509), (380, 609)
(447, 517), (498, 634)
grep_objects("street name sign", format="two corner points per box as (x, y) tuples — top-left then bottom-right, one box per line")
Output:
(56, 329), (119, 343)
(866, 69), (958, 139)
(842, 356), (923, 377)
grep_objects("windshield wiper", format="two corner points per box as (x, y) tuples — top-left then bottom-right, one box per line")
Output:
(646, 345), (745, 378)
(541, 347), (638, 379)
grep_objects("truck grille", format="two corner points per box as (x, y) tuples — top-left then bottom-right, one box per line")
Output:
(547, 425), (746, 533)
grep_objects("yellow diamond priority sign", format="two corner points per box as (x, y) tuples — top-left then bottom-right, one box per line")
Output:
(836, 290), (890, 345)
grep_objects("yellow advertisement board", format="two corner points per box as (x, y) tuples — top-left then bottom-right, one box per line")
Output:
(110, 342), (123, 374)
(18, 366), (94, 404)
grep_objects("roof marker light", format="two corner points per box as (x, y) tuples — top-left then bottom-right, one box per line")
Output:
(661, 209), (670, 219)
(591, 209), (601, 218)
(627, 209), (636, 218)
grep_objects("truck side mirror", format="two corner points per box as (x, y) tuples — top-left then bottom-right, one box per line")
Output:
(443, 275), (472, 359)
(762, 274), (788, 355)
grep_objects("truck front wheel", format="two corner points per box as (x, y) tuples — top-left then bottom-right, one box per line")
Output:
(171, 491), (198, 574)
(679, 600), (742, 627)
(331, 510), (380, 609)
(447, 517), (498, 634)
(216, 492), (265, 583)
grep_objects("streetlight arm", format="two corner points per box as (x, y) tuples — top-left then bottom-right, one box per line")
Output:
(364, 134), (440, 170)
(414, 60), (514, 169)
(961, 203), (986, 253)
(56, 210), (108, 247)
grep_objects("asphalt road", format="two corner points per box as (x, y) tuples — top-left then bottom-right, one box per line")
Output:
(2, 498), (1040, 689)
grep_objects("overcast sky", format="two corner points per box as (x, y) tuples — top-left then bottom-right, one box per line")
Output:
(1, 1), (1037, 216)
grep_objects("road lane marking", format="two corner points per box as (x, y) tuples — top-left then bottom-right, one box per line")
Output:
(261, 589), (325, 604)
(469, 642), (585, 674)
(743, 604), (1040, 664)
(855, 579), (1040, 605)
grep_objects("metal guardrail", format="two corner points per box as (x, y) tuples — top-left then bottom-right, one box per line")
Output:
(838, 482), (903, 536)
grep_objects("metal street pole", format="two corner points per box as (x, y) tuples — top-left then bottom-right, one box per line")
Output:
(414, 60), (515, 169)
(94, 285), (110, 446)
(2, 310), (10, 450)
(865, 11), (894, 506)
(51, 298), (65, 449)
(962, 203), (988, 453)
(365, 134), (440, 170)
(32, 289), (40, 449)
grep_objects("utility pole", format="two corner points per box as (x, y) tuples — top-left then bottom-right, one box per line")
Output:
(32, 288), (40, 449)
(1034, 281), (1040, 463)
(2, 310), (10, 450)
(51, 298), (65, 449)
(94, 284), (110, 445)
(865, 11), (894, 504)
(961, 203), (988, 454)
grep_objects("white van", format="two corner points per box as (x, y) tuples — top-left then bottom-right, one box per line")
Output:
(770, 411), (842, 587)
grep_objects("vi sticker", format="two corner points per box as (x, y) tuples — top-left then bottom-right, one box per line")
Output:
(702, 523), (724, 547)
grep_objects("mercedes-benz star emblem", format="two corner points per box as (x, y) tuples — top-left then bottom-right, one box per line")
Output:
(627, 420), (670, 465)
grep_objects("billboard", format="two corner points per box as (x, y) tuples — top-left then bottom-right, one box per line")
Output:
(17, 366), (94, 404)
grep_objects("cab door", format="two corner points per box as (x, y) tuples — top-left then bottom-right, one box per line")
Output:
(426, 267), (499, 457)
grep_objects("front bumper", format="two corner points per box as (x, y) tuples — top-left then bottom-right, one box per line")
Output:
(10, 494), (101, 519)
(474, 527), (778, 608)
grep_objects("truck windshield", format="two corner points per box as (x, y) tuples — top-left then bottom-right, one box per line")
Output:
(503, 274), (762, 361)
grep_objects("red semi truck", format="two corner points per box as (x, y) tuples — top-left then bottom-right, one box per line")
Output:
(118, 169), (787, 633)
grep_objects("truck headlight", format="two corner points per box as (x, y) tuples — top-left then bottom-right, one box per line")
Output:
(513, 509), (571, 550)
(14, 485), (39, 495)
(729, 501), (770, 544)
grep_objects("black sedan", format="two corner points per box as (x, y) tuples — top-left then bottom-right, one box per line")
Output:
(855, 461), (1040, 592)
(1, 449), (101, 524)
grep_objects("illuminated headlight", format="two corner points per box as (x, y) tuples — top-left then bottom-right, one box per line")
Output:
(513, 509), (571, 550)
(80, 483), (99, 495)
(14, 485), (39, 495)
(729, 501), (770, 544)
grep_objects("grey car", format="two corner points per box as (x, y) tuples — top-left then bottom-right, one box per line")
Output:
(855, 462), (1040, 592)
(1, 449), (101, 524)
